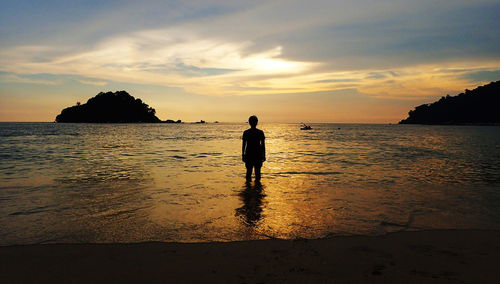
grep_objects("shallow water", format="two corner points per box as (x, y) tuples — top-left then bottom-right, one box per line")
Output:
(1, 122), (499, 245)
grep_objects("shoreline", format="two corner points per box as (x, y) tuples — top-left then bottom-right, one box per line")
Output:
(1, 229), (499, 283)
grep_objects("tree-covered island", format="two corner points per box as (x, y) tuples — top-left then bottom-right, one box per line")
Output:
(399, 81), (500, 125)
(55, 91), (180, 123)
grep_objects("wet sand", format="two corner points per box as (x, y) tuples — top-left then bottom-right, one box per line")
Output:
(1, 230), (499, 283)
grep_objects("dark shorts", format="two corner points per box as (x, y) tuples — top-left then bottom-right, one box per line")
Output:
(245, 159), (262, 169)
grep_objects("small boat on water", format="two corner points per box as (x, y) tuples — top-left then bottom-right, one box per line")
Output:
(300, 123), (312, 130)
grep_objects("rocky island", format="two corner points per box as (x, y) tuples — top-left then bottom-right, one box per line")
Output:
(55, 91), (179, 123)
(399, 81), (500, 125)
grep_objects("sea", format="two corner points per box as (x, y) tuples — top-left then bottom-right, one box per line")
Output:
(1, 122), (499, 245)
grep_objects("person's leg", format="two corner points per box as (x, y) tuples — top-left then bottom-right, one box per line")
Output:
(254, 163), (262, 181)
(245, 162), (253, 181)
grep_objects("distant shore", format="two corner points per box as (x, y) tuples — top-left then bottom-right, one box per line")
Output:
(1, 230), (498, 283)
(399, 81), (500, 125)
(401, 122), (500, 126)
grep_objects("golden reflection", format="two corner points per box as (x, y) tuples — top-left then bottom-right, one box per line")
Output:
(235, 180), (265, 226)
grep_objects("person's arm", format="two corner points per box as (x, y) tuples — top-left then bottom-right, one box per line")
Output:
(261, 136), (266, 162)
(242, 136), (246, 162)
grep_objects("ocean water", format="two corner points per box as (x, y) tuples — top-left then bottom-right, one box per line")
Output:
(1, 122), (499, 245)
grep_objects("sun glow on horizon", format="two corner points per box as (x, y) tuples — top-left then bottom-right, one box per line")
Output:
(0, 0), (499, 122)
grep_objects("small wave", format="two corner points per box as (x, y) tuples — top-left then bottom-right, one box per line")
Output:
(198, 152), (222, 156)
(171, 155), (186, 159)
(97, 207), (141, 218)
(380, 221), (407, 227)
(337, 159), (369, 166)
(9, 206), (51, 216)
(273, 171), (343, 176)
(103, 145), (121, 149)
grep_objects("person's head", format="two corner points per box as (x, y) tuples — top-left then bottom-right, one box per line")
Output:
(248, 115), (258, 128)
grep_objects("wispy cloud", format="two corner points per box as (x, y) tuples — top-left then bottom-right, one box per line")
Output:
(1, 31), (498, 98)
(77, 79), (108, 86)
(0, 29), (317, 95)
(0, 73), (61, 85)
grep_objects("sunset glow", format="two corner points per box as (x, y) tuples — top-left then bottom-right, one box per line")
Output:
(1, 0), (499, 122)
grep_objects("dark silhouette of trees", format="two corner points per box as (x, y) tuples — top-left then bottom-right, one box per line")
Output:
(399, 81), (500, 124)
(55, 91), (161, 123)
(164, 119), (182, 123)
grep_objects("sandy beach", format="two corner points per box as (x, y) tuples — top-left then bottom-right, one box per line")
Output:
(1, 230), (499, 283)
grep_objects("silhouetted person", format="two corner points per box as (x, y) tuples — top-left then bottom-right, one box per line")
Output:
(242, 115), (266, 181)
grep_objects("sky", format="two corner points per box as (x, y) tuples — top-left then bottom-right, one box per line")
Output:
(1, 0), (499, 123)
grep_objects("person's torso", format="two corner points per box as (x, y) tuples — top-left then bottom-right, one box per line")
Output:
(244, 128), (264, 156)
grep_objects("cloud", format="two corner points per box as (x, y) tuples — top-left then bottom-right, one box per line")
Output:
(77, 79), (108, 86)
(1, 32), (498, 99)
(460, 70), (500, 83)
(0, 29), (317, 95)
(0, 0), (499, 99)
(0, 73), (61, 85)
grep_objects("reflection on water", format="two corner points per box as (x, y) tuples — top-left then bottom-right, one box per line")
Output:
(1, 122), (500, 245)
(235, 181), (265, 226)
